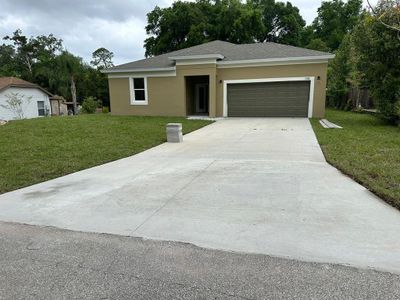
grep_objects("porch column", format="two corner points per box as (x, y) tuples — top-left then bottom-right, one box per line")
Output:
(209, 71), (217, 118)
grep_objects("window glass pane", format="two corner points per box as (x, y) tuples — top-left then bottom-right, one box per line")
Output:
(37, 101), (45, 116)
(134, 90), (146, 101)
(133, 78), (145, 89)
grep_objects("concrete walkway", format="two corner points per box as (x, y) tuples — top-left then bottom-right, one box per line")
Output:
(0, 118), (399, 273)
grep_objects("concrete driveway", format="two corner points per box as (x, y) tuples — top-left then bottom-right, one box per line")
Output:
(0, 118), (399, 273)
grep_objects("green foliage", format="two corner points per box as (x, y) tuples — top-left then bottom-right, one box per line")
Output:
(307, 0), (363, 51)
(327, 1), (400, 122)
(0, 44), (18, 76)
(305, 38), (329, 52)
(250, 0), (306, 45)
(144, 0), (306, 56)
(2, 29), (63, 81)
(326, 35), (352, 109)
(352, 12), (400, 121)
(102, 106), (110, 114)
(1, 29), (111, 108)
(81, 97), (99, 114)
(91, 47), (114, 69)
(395, 101), (400, 119)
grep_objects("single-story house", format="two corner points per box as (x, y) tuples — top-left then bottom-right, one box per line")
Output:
(103, 40), (334, 118)
(0, 77), (52, 120)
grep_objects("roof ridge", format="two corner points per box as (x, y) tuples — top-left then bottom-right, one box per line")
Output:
(236, 41), (331, 55)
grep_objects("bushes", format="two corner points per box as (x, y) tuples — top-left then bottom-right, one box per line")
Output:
(328, 4), (400, 123)
(81, 96), (99, 114)
(352, 14), (400, 122)
(327, 35), (352, 110)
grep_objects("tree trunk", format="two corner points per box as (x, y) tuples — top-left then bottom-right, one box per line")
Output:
(70, 75), (77, 114)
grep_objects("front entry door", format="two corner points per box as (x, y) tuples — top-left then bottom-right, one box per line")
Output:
(195, 84), (208, 114)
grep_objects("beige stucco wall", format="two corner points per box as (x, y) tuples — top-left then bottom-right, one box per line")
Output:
(108, 62), (328, 118)
(109, 75), (185, 116)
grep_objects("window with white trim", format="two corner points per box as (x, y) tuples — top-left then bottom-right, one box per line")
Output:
(130, 77), (148, 105)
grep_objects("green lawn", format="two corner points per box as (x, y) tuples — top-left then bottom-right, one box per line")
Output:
(311, 109), (400, 210)
(0, 115), (211, 194)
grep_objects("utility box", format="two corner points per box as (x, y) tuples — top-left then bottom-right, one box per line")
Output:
(166, 123), (183, 143)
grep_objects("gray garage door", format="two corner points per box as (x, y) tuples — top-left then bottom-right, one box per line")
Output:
(227, 81), (310, 117)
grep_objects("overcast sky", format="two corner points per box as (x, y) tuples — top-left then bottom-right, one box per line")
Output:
(0, 0), (374, 65)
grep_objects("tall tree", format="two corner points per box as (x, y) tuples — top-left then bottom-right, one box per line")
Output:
(144, 0), (305, 57)
(0, 44), (17, 76)
(3, 29), (63, 80)
(308, 0), (363, 51)
(1, 29), (110, 110)
(91, 47), (114, 69)
(352, 7), (400, 121)
(54, 51), (83, 114)
(249, 0), (306, 45)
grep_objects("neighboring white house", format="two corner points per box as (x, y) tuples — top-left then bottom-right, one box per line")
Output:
(0, 77), (52, 121)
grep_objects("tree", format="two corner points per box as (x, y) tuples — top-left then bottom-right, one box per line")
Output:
(145, 1), (211, 57)
(212, 0), (264, 44)
(3, 29), (63, 80)
(366, 0), (400, 35)
(326, 35), (353, 109)
(54, 51), (83, 114)
(352, 10), (400, 121)
(249, 0), (306, 45)
(308, 0), (363, 51)
(2, 29), (111, 110)
(305, 38), (330, 52)
(0, 44), (17, 76)
(91, 47), (114, 69)
(144, 0), (305, 57)
(327, 2), (400, 122)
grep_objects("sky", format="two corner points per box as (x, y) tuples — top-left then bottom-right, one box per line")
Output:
(0, 0), (375, 65)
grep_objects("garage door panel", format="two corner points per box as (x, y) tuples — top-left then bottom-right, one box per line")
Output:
(227, 81), (310, 117)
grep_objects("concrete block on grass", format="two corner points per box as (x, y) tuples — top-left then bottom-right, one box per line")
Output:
(166, 123), (183, 143)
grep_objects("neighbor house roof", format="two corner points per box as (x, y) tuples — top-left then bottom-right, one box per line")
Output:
(0, 77), (53, 96)
(104, 40), (334, 73)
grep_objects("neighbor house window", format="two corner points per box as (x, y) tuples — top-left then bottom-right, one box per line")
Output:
(37, 101), (45, 116)
(130, 77), (148, 105)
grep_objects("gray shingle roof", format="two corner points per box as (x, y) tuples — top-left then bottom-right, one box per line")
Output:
(106, 40), (332, 72)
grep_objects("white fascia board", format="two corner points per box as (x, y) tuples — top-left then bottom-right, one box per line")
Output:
(169, 54), (224, 61)
(217, 55), (335, 68)
(108, 70), (176, 78)
(102, 67), (176, 74)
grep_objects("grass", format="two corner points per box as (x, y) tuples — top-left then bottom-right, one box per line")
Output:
(0, 114), (212, 194)
(311, 109), (400, 210)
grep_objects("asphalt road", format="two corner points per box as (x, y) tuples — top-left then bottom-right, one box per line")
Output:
(0, 221), (399, 300)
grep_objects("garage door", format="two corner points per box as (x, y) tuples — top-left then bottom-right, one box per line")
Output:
(227, 81), (310, 117)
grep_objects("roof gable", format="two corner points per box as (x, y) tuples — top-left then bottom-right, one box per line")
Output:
(0, 77), (53, 96)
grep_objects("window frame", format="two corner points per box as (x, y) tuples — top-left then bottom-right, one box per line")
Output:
(129, 76), (148, 105)
(37, 100), (45, 116)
